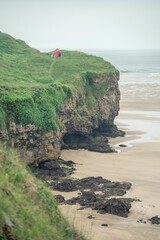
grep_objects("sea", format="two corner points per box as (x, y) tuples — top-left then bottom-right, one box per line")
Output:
(81, 49), (160, 100)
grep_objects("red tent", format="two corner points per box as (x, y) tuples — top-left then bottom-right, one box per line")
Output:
(51, 48), (62, 58)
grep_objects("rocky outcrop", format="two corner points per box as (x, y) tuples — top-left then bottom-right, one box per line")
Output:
(0, 123), (62, 164)
(0, 71), (123, 164)
(51, 176), (138, 218)
(51, 176), (131, 194)
(32, 158), (138, 219)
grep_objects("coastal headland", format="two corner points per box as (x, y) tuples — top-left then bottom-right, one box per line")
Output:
(0, 32), (160, 240)
(0, 32), (126, 240)
(0, 31), (122, 164)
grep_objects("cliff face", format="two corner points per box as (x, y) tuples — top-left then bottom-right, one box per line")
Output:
(0, 32), (124, 165)
(0, 71), (123, 164)
(59, 72), (122, 152)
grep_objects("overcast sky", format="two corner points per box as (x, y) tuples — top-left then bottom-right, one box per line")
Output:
(0, 0), (160, 50)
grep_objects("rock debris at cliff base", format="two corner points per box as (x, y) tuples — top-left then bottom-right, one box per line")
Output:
(30, 157), (139, 218)
(52, 176), (139, 218)
(61, 124), (125, 153)
(30, 157), (76, 180)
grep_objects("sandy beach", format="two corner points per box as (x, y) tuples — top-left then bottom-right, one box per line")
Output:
(55, 84), (160, 240)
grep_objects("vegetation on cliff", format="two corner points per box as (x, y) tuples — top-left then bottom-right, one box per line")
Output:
(0, 31), (118, 132)
(0, 144), (85, 240)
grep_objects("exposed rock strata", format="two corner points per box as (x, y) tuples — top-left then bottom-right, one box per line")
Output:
(0, 72), (123, 164)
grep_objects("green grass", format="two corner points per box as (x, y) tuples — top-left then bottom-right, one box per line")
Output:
(59, 163), (73, 169)
(0, 144), (85, 240)
(0, 31), (118, 132)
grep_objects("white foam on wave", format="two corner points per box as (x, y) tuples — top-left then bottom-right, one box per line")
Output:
(120, 70), (132, 73)
(119, 72), (160, 86)
(119, 83), (160, 100)
(120, 81), (160, 85)
(148, 72), (160, 77)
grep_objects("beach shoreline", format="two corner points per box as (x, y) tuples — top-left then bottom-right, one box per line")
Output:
(56, 94), (160, 240)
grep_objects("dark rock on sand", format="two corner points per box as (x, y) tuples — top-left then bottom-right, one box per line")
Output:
(95, 198), (134, 217)
(65, 191), (98, 208)
(88, 215), (95, 219)
(31, 160), (136, 218)
(101, 224), (108, 227)
(51, 176), (136, 217)
(65, 190), (136, 217)
(119, 144), (127, 147)
(51, 176), (131, 196)
(30, 158), (76, 181)
(137, 219), (147, 224)
(148, 216), (160, 224)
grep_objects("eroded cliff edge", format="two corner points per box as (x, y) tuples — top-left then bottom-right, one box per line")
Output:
(0, 71), (123, 165)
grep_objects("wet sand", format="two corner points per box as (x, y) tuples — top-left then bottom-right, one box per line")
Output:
(57, 93), (160, 239)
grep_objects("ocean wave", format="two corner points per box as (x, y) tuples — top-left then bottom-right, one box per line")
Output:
(120, 70), (133, 73)
(120, 69), (149, 74)
(120, 69), (160, 75)
(148, 73), (160, 77)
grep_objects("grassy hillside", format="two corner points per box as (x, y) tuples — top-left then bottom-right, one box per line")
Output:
(0, 144), (85, 240)
(0, 31), (118, 131)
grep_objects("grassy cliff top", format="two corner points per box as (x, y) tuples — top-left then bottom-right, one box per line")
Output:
(0, 31), (118, 131)
(0, 31), (116, 89)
